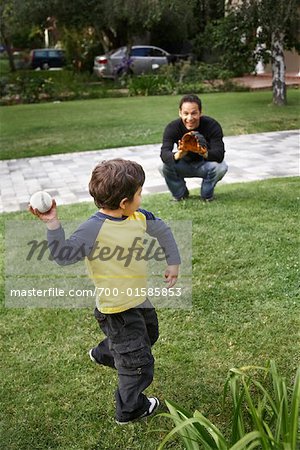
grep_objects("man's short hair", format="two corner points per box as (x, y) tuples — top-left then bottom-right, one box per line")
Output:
(179, 94), (202, 112)
(89, 159), (145, 210)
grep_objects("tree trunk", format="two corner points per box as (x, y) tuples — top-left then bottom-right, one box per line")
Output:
(0, 27), (16, 72)
(271, 31), (286, 106)
(99, 27), (118, 51)
(4, 38), (16, 72)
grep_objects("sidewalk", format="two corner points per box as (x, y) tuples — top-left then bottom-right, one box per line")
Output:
(0, 130), (299, 213)
(232, 73), (300, 90)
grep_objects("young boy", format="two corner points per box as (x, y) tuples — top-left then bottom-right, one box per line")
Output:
(30, 158), (181, 424)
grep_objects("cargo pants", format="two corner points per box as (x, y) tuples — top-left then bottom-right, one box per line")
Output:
(93, 299), (159, 422)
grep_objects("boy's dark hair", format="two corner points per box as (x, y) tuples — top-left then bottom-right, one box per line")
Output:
(179, 94), (202, 112)
(89, 159), (145, 210)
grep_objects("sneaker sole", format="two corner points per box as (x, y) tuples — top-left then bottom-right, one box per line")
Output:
(88, 349), (97, 363)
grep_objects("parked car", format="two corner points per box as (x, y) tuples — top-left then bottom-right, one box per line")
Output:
(93, 45), (171, 78)
(28, 49), (66, 70)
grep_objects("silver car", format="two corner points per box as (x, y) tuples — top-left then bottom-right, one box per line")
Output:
(93, 45), (170, 78)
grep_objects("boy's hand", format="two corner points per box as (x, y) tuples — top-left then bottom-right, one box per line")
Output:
(28, 199), (60, 230)
(164, 265), (179, 288)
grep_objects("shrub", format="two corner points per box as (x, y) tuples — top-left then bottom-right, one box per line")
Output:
(126, 61), (247, 97)
(127, 74), (176, 96)
(158, 361), (300, 450)
(159, 61), (234, 84)
(0, 70), (123, 105)
(156, 61), (247, 95)
(159, 60), (203, 84)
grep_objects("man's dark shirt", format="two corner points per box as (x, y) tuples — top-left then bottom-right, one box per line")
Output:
(161, 116), (225, 165)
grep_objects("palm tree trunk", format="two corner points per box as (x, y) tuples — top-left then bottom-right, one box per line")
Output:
(271, 31), (286, 106)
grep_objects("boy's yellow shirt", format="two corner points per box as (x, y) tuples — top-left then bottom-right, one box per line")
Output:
(85, 211), (148, 313)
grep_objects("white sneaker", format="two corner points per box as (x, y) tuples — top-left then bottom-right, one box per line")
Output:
(115, 397), (160, 425)
(88, 348), (97, 363)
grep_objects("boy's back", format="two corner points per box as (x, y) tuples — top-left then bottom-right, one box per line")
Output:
(30, 159), (180, 425)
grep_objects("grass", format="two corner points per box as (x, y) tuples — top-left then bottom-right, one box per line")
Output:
(0, 89), (299, 160)
(0, 177), (299, 450)
(159, 362), (300, 449)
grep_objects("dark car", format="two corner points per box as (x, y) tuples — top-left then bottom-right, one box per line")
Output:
(29, 49), (66, 70)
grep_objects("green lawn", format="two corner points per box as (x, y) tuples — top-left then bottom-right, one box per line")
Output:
(0, 89), (299, 160)
(1, 177), (299, 450)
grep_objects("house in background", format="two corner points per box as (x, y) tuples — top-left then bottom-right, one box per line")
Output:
(226, 0), (299, 77)
(256, 49), (300, 76)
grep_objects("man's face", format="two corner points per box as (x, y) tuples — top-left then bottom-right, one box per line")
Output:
(179, 102), (201, 130)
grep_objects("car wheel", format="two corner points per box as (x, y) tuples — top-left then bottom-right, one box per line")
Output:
(42, 63), (49, 70)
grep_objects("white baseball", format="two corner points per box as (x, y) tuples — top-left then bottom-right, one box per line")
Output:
(30, 191), (53, 213)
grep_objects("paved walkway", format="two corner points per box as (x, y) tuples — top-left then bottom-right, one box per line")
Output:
(233, 73), (299, 89)
(0, 129), (299, 213)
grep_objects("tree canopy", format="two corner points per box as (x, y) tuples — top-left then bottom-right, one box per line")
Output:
(1, 0), (298, 104)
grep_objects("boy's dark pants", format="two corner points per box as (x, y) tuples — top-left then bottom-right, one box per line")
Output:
(93, 299), (159, 422)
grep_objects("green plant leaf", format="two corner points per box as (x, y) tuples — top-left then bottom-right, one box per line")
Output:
(157, 414), (213, 450)
(229, 431), (262, 450)
(193, 411), (228, 450)
(251, 380), (278, 416)
(165, 400), (219, 447)
(289, 366), (300, 449)
(225, 374), (246, 443)
(158, 402), (199, 450)
(242, 379), (270, 450)
(160, 400), (218, 449)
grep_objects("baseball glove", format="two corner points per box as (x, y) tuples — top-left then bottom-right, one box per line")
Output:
(178, 131), (208, 157)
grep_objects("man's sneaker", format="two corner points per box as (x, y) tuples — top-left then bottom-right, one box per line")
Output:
(115, 397), (160, 425)
(172, 189), (189, 202)
(88, 348), (97, 363)
(201, 196), (214, 203)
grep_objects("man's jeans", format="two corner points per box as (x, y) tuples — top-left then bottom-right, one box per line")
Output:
(160, 159), (228, 200)
(93, 299), (159, 422)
